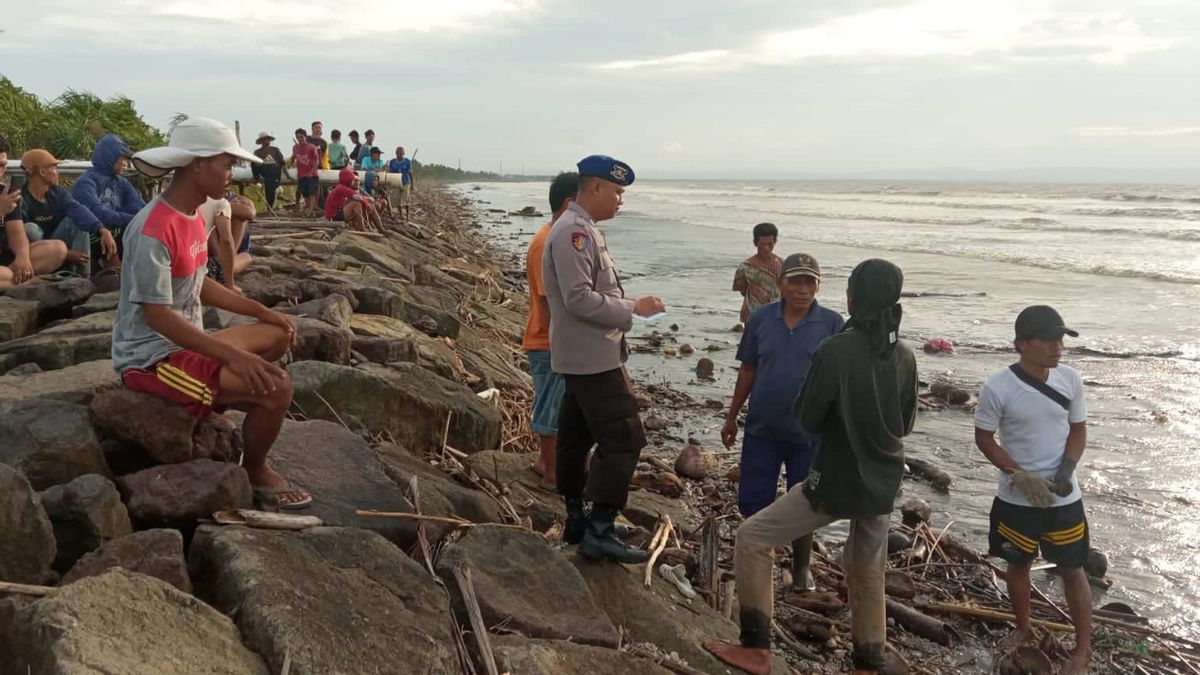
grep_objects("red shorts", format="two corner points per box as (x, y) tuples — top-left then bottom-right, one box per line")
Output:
(122, 350), (223, 419)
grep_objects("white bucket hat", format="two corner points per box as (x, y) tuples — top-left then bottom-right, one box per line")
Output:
(132, 116), (260, 178)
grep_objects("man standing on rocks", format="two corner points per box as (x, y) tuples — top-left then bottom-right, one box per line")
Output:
(721, 252), (844, 592)
(523, 171), (579, 491)
(706, 259), (917, 675)
(290, 129), (320, 217)
(543, 154), (664, 564)
(115, 116), (311, 509)
(975, 305), (1091, 674)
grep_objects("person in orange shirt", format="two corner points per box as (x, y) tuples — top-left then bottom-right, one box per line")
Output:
(523, 171), (580, 490)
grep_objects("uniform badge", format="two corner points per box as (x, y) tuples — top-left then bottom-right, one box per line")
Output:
(610, 165), (628, 182)
(571, 232), (590, 251)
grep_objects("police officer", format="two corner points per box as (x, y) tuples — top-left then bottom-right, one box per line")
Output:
(543, 154), (665, 563)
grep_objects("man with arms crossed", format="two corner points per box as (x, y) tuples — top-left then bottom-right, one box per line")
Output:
(722, 253), (843, 591)
(118, 117), (311, 508)
(975, 305), (1091, 674)
(543, 155), (664, 563)
(522, 171), (579, 491)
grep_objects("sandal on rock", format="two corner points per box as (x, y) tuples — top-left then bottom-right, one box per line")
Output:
(658, 563), (698, 599)
(253, 484), (313, 510)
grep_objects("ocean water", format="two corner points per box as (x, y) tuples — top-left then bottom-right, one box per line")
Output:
(456, 179), (1200, 637)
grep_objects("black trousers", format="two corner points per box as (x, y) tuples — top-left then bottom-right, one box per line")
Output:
(262, 175), (280, 208)
(556, 367), (647, 509)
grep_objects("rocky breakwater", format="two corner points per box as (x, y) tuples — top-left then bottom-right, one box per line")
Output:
(0, 187), (745, 674)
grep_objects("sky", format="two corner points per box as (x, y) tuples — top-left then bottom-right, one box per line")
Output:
(3, 0), (1200, 180)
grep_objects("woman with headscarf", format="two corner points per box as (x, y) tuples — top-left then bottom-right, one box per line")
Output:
(705, 258), (918, 675)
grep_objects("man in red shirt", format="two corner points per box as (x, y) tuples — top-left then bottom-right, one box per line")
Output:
(290, 129), (320, 217)
(324, 168), (370, 232)
(522, 172), (579, 490)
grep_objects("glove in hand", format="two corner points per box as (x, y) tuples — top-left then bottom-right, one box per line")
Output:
(1051, 457), (1077, 497)
(1011, 470), (1056, 508)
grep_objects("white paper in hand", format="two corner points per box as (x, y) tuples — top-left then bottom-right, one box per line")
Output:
(635, 311), (667, 323)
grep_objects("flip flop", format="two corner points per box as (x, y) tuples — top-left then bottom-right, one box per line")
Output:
(658, 563), (698, 599)
(253, 484), (313, 510)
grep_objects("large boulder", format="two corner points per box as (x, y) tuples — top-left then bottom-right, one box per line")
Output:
(89, 389), (241, 464)
(289, 316), (352, 365)
(0, 464), (57, 585)
(0, 309), (113, 370)
(0, 296), (41, 341)
(287, 361), (501, 452)
(436, 525), (619, 647)
(349, 313), (461, 379)
(189, 525), (457, 674)
(351, 334), (418, 364)
(491, 634), (674, 675)
(275, 294), (353, 330)
(236, 271), (304, 307)
(39, 473), (132, 573)
(62, 528), (192, 593)
(333, 234), (416, 281)
(0, 398), (109, 490)
(0, 358), (119, 406)
(400, 300), (461, 339)
(71, 290), (121, 317)
(9, 569), (267, 675)
(263, 418), (502, 550)
(118, 459), (253, 526)
(4, 276), (94, 322)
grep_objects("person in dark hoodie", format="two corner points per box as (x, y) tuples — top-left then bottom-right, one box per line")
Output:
(704, 258), (918, 675)
(72, 134), (146, 264)
(4, 149), (116, 275)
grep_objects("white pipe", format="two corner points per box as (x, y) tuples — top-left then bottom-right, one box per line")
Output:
(6, 161), (403, 186)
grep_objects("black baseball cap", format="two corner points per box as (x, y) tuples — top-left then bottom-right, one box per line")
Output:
(780, 253), (820, 281)
(1015, 305), (1078, 340)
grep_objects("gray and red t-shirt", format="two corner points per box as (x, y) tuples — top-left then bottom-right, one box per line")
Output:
(111, 196), (209, 373)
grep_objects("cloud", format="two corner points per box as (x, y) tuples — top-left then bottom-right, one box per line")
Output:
(595, 1), (1178, 72)
(660, 142), (684, 153)
(1074, 126), (1200, 138)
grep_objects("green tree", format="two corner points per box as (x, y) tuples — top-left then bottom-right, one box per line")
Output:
(0, 77), (165, 160)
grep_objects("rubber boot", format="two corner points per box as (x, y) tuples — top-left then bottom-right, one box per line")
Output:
(791, 534), (816, 591)
(580, 506), (650, 564)
(564, 497), (587, 545)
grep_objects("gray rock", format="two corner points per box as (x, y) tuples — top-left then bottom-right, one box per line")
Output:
(118, 459), (253, 525)
(39, 473), (132, 572)
(0, 463), (57, 585)
(0, 296), (41, 341)
(90, 389), (242, 465)
(401, 301), (461, 339)
(0, 398), (109, 490)
(4, 276), (95, 322)
(0, 358), (119, 406)
(3, 361), (42, 376)
(0, 309), (113, 370)
(189, 525), (456, 674)
(275, 294), (353, 330)
(351, 335), (418, 364)
(235, 271), (304, 307)
(71, 290), (120, 317)
(491, 634), (674, 675)
(288, 360), (501, 453)
(9, 568), (267, 675)
(289, 316), (352, 365)
(437, 524), (619, 647)
(352, 285), (406, 317)
(349, 312), (461, 379)
(333, 235), (416, 281)
(62, 528), (192, 593)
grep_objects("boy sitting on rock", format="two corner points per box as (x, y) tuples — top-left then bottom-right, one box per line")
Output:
(112, 116), (311, 509)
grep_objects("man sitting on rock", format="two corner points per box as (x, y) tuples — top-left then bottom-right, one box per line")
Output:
(71, 133), (147, 267)
(114, 116), (311, 509)
(324, 167), (378, 233)
(200, 194), (255, 290)
(0, 134), (69, 289)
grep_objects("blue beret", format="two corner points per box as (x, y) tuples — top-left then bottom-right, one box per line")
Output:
(576, 154), (635, 186)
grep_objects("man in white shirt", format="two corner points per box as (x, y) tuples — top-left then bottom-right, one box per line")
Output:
(975, 305), (1091, 675)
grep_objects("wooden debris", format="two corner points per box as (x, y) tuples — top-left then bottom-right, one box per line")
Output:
(211, 509), (323, 530)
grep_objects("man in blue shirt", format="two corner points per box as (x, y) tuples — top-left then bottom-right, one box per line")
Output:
(722, 252), (844, 590)
(386, 146), (415, 222)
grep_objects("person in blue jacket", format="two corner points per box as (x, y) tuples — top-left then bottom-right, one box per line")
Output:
(72, 134), (145, 263)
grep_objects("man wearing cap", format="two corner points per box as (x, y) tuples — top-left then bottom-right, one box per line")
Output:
(975, 305), (1091, 674)
(252, 132), (289, 209)
(3, 148), (117, 274)
(706, 258), (917, 675)
(543, 154), (665, 563)
(721, 253), (844, 592)
(116, 116), (311, 509)
(72, 133), (146, 266)
(0, 135), (69, 289)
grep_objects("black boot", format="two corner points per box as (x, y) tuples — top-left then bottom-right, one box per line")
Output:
(564, 497), (587, 545)
(580, 505), (649, 563)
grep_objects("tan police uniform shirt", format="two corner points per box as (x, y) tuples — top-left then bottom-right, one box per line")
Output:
(543, 202), (635, 375)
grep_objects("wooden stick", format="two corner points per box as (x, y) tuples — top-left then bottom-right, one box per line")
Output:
(0, 580), (54, 597)
(923, 602), (1077, 633)
(644, 516), (673, 588)
(357, 510), (471, 525)
(408, 476), (436, 577)
(441, 411), (453, 462)
(453, 563), (500, 675)
(771, 618), (820, 661)
(721, 579), (736, 621)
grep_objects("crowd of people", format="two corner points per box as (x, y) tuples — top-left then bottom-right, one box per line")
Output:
(0, 119), (416, 291)
(521, 160), (1093, 675)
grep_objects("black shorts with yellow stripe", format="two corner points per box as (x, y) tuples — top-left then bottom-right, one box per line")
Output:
(988, 497), (1089, 568)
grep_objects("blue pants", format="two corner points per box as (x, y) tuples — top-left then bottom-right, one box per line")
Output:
(528, 350), (565, 436)
(737, 433), (818, 518)
(27, 218), (91, 259)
